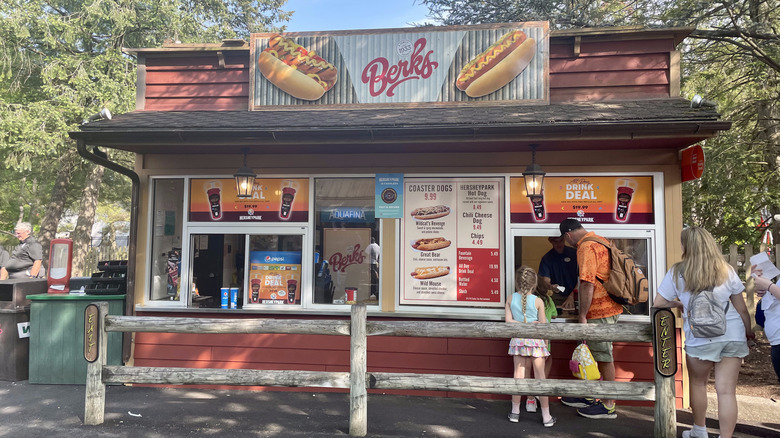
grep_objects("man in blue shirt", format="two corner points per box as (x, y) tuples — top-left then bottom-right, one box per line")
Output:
(538, 235), (578, 314)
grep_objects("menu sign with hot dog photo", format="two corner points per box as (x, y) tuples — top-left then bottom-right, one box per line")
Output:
(250, 22), (548, 107)
(401, 177), (504, 307)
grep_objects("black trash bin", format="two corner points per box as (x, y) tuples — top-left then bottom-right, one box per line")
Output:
(0, 279), (47, 381)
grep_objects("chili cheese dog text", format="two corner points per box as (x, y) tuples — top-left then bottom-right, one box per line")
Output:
(258, 34), (338, 101)
(456, 30), (536, 98)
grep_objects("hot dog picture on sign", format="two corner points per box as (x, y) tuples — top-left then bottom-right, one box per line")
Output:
(251, 23), (548, 106)
(257, 34), (339, 101)
(455, 29), (537, 97)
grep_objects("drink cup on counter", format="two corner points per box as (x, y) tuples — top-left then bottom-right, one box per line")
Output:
(287, 279), (297, 304)
(279, 187), (296, 220)
(220, 287), (229, 309)
(345, 287), (357, 304)
(230, 287), (239, 309)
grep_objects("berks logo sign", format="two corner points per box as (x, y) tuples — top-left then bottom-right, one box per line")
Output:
(334, 31), (465, 103)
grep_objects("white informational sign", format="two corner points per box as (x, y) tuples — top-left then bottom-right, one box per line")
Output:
(401, 177), (503, 307)
(17, 322), (30, 339)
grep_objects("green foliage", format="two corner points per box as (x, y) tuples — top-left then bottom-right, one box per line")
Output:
(419, 0), (651, 28)
(419, 0), (780, 247)
(661, 0), (780, 246)
(0, 0), (291, 234)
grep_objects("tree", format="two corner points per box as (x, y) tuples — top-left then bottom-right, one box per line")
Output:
(419, 0), (651, 28)
(418, 0), (780, 247)
(658, 0), (780, 246)
(0, 0), (291, 267)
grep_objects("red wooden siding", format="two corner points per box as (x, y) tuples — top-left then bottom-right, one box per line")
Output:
(144, 53), (250, 111)
(134, 312), (683, 407)
(549, 39), (674, 102)
(140, 37), (676, 110)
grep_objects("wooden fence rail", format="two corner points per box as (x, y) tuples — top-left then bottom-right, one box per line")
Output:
(84, 302), (674, 437)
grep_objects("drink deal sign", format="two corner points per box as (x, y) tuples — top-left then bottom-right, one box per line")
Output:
(510, 176), (655, 224)
(190, 178), (309, 222)
(249, 251), (302, 305)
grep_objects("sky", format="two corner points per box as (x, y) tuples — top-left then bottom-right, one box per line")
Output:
(278, 0), (432, 32)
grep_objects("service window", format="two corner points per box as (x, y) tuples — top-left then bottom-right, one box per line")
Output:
(187, 231), (305, 309)
(314, 178), (380, 306)
(512, 229), (655, 319)
(148, 178), (184, 302)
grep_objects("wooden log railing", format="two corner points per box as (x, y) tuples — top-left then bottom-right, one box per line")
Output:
(84, 302), (674, 437)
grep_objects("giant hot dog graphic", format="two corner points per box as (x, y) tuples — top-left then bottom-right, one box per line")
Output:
(456, 30), (537, 98)
(258, 34), (338, 100)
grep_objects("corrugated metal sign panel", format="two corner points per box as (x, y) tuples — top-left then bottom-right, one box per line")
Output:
(250, 23), (549, 108)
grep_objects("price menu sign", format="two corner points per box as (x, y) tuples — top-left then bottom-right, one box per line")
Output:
(401, 177), (503, 307)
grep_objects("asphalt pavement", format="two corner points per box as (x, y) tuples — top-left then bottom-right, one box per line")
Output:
(1, 380), (779, 437)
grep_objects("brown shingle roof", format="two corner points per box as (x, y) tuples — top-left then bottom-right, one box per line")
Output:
(71, 98), (729, 154)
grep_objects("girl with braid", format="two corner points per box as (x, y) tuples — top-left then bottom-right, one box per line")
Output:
(505, 266), (556, 427)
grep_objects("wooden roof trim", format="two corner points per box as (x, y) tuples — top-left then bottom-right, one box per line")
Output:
(124, 26), (695, 55)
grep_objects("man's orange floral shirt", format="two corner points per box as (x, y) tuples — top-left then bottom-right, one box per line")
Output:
(576, 232), (623, 319)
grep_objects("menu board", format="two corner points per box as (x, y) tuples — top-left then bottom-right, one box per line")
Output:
(401, 177), (503, 307)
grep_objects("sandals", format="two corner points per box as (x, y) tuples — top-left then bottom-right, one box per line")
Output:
(543, 416), (557, 428)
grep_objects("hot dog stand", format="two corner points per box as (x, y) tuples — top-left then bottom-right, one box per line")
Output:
(70, 23), (729, 408)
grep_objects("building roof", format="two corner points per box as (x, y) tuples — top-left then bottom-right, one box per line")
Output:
(71, 98), (729, 155)
(123, 26), (696, 54)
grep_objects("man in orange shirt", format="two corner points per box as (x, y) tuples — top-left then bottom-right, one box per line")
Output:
(558, 219), (623, 419)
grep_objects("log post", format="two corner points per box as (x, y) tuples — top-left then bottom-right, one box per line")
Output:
(654, 371), (675, 437)
(84, 301), (108, 425)
(349, 304), (367, 437)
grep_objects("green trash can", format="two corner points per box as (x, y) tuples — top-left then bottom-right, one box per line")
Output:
(0, 279), (46, 381)
(28, 293), (124, 384)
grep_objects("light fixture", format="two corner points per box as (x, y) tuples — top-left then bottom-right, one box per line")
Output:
(690, 94), (717, 109)
(233, 148), (256, 198)
(82, 108), (112, 124)
(522, 144), (546, 197)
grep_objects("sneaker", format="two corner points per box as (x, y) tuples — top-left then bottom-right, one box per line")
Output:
(682, 429), (707, 438)
(577, 401), (617, 419)
(525, 397), (538, 413)
(507, 412), (520, 423)
(560, 397), (597, 408)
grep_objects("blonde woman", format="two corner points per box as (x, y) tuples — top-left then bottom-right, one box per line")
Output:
(652, 227), (754, 438)
(505, 266), (556, 427)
